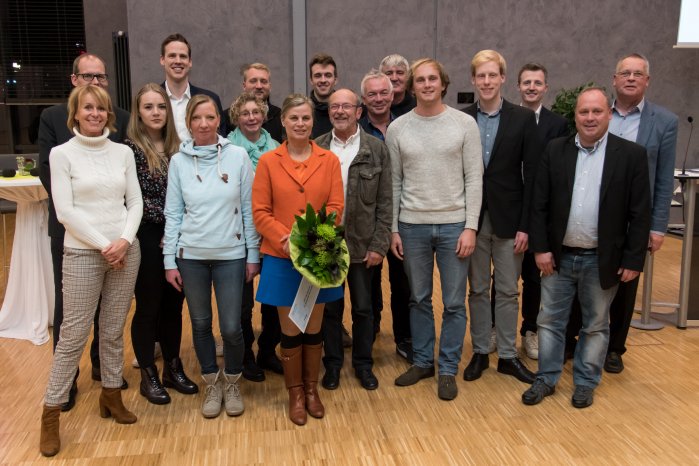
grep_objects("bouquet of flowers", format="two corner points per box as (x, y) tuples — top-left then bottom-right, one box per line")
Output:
(289, 203), (349, 288)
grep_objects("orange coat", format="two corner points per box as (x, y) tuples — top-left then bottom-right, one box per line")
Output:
(252, 141), (344, 259)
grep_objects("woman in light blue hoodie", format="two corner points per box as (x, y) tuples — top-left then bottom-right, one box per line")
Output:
(163, 95), (260, 419)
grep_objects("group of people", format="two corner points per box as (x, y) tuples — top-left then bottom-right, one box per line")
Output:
(35, 31), (678, 458)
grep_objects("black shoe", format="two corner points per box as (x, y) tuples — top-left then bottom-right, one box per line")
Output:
(604, 351), (624, 373)
(522, 379), (555, 405)
(395, 365), (435, 386)
(91, 366), (129, 389)
(497, 357), (536, 384)
(322, 367), (341, 390)
(463, 353), (489, 381)
(257, 352), (284, 375)
(140, 366), (171, 405)
(61, 381), (78, 412)
(242, 356), (265, 382)
(395, 340), (414, 364)
(438, 375), (458, 401)
(356, 369), (379, 390)
(342, 325), (352, 348)
(572, 385), (595, 408)
(162, 357), (199, 394)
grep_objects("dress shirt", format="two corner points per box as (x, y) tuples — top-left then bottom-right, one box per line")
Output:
(609, 98), (644, 144)
(563, 133), (609, 249)
(476, 98), (503, 168)
(165, 81), (192, 142)
(330, 125), (361, 223)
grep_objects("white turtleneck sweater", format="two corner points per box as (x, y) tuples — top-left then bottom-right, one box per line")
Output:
(49, 128), (143, 250)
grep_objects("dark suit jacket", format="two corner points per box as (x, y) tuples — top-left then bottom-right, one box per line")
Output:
(529, 133), (651, 289)
(160, 81), (227, 136)
(538, 106), (569, 143)
(38, 102), (130, 238)
(464, 99), (543, 237)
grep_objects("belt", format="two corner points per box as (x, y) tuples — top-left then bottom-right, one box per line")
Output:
(561, 246), (597, 255)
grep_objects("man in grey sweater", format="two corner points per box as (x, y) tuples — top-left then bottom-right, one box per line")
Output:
(387, 58), (483, 401)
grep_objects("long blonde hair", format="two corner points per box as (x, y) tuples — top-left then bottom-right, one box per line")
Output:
(127, 83), (180, 174)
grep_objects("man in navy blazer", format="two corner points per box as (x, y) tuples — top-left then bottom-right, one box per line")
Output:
(515, 63), (569, 360)
(522, 87), (650, 408)
(38, 53), (131, 412)
(604, 53), (678, 373)
(463, 50), (543, 385)
(160, 33), (226, 140)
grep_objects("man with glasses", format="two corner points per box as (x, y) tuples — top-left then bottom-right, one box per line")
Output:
(317, 88), (392, 391)
(603, 53), (678, 374)
(38, 53), (131, 412)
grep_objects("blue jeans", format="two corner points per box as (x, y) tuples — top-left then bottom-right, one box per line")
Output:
(177, 258), (245, 375)
(537, 252), (617, 388)
(399, 222), (470, 376)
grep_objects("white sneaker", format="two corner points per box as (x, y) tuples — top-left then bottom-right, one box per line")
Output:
(215, 338), (224, 357)
(523, 331), (539, 360)
(488, 327), (497, 354)
(132, 342), (163, 368)
(222, 372), (244, 416)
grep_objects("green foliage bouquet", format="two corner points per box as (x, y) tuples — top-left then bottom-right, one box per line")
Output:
(289, 203), (349, 288)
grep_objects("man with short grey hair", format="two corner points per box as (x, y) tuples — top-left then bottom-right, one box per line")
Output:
(380, 54), (415, 117)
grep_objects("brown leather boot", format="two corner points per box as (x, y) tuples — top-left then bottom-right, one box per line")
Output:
(302, 343), (325, 419)
(99, 387), (137, 424)
(39, 404), (61, 457)
(281, 345), (306, 425)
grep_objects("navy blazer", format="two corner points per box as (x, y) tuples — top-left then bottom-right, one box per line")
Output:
(529, 133), (651, 289)
(634, 100), (678, 233)
(464, 99), (543, 237)
(38, 102), (131, 238)
(160, 82), (228, 136)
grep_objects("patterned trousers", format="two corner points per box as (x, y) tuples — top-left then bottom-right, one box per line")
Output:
(45, 241), (140, 406)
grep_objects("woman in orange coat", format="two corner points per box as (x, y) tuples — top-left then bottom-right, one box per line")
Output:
(252, 94), (343, 426)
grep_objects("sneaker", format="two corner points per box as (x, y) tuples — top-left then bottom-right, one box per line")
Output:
(394, 365), (435, 386)
(201, 370), (223, 418)
(395, 340), (414, 364)
(571, 385), (594, 408)
(132, 342), (163, 368)
(215, 338), (224, 357)
(437, 375), (458, 400)
(488, 327), (497, 354)
(523, 331), (539, 360)
(522, 379), (555, 405)
(342, 325), (352, 348)
(223, 372), (245, 416)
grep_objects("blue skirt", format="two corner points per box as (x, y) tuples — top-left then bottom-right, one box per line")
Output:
(255, 255), (343, 307)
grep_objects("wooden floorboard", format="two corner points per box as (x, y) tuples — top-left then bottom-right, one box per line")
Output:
(0, 219), (698, 465)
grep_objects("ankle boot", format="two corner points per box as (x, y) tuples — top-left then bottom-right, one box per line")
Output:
(99, 387), (137, 424)
(302, 343), (325, 418)
(162, 357), (199, 394)
(39, 405), (61, 457)
(281, 345), (306, 425)
(140, 366), (171, 405)
(201, 370), (223, 418)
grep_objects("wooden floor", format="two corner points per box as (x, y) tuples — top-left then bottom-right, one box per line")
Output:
(1, 217), (698, 465)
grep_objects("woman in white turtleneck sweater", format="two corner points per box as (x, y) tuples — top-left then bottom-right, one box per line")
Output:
(39, 85), (143, 458)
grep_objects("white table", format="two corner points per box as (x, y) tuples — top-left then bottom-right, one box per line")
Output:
(0, 176), (54, 345)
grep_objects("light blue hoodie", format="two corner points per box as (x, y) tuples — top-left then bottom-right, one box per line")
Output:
(163, 135), (260, 269)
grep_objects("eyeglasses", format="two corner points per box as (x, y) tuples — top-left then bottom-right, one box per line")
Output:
(329, 103), (357, 111)
(616, 70), (647, 79)
(74, 73), (109, 83)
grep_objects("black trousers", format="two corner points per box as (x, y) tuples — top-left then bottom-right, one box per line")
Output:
(51, 235), (99, 367)
(131, 222), (185, 367)
(607, 276), (640, 355)
(322, 264), (379, 371)
(386, 252), (411, 344)
(241, 258), (280, 358)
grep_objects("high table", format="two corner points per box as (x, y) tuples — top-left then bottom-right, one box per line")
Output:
(0, 175), (54, 345)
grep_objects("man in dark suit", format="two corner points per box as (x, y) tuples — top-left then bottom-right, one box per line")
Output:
(463, 50), (542, 385)
(160, 33), (226, 139)
(38, 53), (130, 411)
(516, 63), (569, 360)
(522, 87), (650, 409)
(604, 53), (678, 374)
